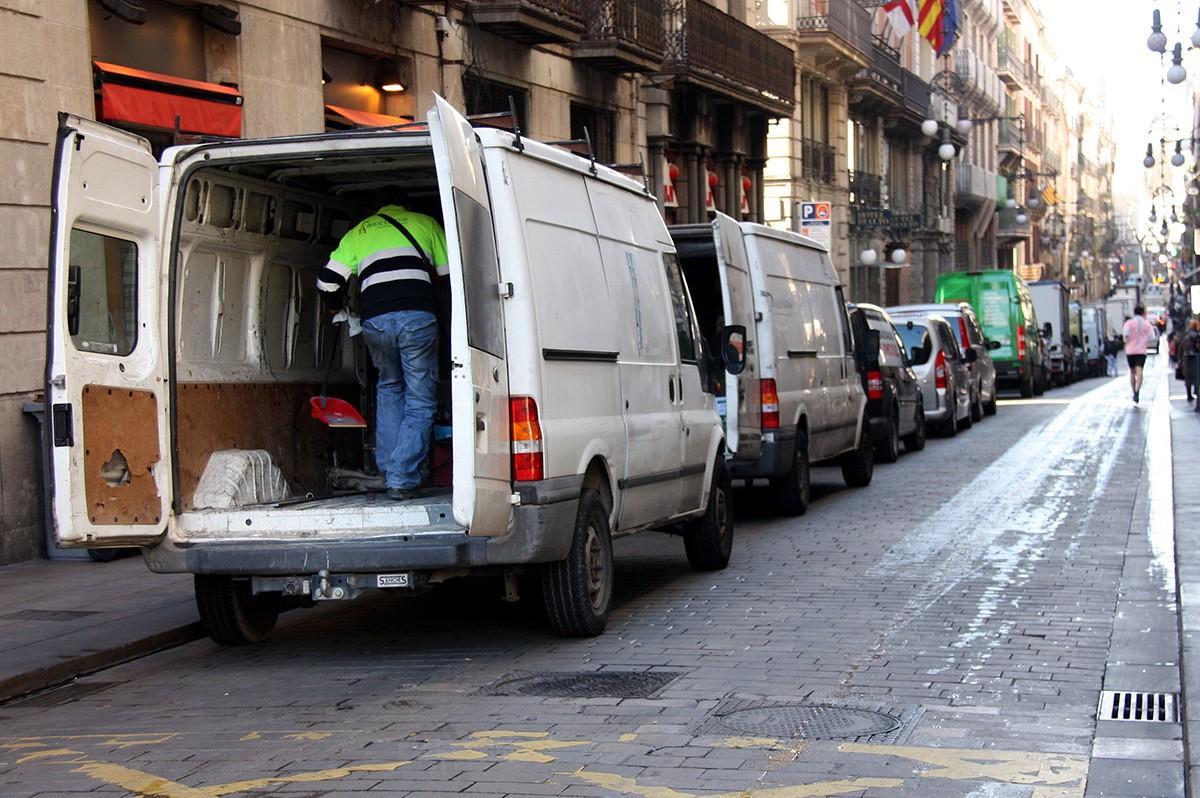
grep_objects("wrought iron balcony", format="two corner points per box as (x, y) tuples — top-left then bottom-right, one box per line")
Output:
(849, 37), (903, 112)
(849, 170), (882, 207)
(901, 71), (930, 119)
(802, 139), (835, 184)
(998, 208), (1032, 239)
(955, 163), (997, 209)
(660, 0), (795, 115)
(574, 0), (666, 73)
(467, 0), (585, 43)
(998, 118), (1023, 152)
(996, 42), (1025, 88)
(794, 0), (872, 69)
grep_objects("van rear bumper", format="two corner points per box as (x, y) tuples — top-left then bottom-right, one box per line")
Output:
(144, 477), (582, 575)
(730, 427), (795, 480)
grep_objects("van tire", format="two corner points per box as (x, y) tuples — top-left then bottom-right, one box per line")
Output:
(194, 575), (280, 646)
(541, 489), (613, 637)
(683, 459), (734, 571)
(770, 431), (811, 516)
(877, 406), (901, 464)
(902, 401), (926, 452)
(1020, 371), (1034, 398)
(983, 391), (998, 416)
(840, 420), (874, 488)
(970, 392), (983, 422)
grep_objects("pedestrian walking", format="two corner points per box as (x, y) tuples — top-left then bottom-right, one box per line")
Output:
(317, 200), (449, 499)
(1122, 306), (1157, 404)
(1105, 333), (1120, 377)
(1183, 318), (1200, 404)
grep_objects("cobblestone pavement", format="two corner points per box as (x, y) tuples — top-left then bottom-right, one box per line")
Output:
(0, 360), (1185, 797)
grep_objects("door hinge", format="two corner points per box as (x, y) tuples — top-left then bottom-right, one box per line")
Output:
(498, 281), (514, 299)
(51, 374), (66, 390)
(52, 403), (74, 447)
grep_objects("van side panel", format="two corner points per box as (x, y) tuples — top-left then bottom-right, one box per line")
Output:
(498, 152), (623, 492)
(587, 179), (682, 530)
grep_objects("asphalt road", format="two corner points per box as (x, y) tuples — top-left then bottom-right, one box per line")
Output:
(0, 357), (1185, 798)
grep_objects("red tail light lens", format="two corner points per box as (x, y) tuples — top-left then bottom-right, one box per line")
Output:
(867, 370), (884, 400)
(958, 317), (971, 355)
(761, 379), (780, 430)
(509, 396), (544, 482)
(935, 350), (947, 390)
(1017, 325), (1027, 360)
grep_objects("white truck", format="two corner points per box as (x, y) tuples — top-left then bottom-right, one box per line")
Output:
(45, 98), (745, 643)
(1029, 280), (1073, 386)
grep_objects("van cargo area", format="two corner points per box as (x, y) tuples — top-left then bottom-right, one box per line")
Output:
(171, 148), (455, 539)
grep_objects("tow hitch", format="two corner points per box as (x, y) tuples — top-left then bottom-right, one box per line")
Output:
(252, 569), (415, 601)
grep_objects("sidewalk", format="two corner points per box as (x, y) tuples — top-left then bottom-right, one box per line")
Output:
(1171, 387), (1200, 794)
(0, 555), (201, 702)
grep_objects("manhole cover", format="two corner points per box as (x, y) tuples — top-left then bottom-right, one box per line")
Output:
(490, 671), (684, 699)
(716, 704), (902, 740)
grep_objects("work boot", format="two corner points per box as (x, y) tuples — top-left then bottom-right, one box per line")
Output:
(386, 487), (418, 501)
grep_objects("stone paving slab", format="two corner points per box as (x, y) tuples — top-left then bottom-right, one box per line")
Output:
(0, 556), (201, 701)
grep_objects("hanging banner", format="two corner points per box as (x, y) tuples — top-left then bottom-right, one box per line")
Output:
(798, 201), (833, 252)
(705, 170), (718, 213)
(663, 158), (678, 208)
(740, 176), (751, 216)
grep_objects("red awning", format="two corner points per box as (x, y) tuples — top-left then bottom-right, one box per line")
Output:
(93, 61), (242, 138)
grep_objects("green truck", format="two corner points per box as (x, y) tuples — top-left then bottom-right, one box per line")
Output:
(934, 270), (1047, 398)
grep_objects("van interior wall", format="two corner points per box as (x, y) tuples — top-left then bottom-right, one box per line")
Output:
(679, 252), (725, 356)
(172, 154), (449, 509)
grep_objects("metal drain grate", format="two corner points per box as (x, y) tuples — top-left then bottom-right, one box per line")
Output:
(697, 696), (923, 743)
(6, 681), (123, 708)
(0, 609), (100, 622)
(1098, 691), (1178, 723)
(489, 671), (685, 699)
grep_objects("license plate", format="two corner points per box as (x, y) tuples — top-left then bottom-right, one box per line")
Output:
(376, 573), (411, 588)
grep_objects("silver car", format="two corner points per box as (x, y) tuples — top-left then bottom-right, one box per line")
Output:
(889, 302), (999, 420)
(888, 312), (973, 437)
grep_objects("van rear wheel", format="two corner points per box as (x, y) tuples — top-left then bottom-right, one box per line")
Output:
(770, 431), (811, 516)
(1020, 371), (1034, 398)
(902, 401), (926, 452)
(194, 575), (280, 646)
(877, 406), (901, 464)
(542, 489), (613, 637)
(683, 459), (733, 571)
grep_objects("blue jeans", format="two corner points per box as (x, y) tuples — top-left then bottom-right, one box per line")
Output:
(362, 311), (439, 490)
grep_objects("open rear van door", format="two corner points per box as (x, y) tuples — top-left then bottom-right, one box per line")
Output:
(428, 95), (513, 534)
(711, 212), (761, 460)
(46, 116), (169, 547)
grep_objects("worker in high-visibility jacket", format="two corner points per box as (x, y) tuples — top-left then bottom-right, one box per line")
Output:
(317, 203), (449, 499)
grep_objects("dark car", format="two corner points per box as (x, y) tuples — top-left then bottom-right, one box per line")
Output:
(848, 303), (926, 462)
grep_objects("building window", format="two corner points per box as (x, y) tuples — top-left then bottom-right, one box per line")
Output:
(322, 43), (413, 130)
(464, 75), (528, 131)
(570, 103), (616, 163)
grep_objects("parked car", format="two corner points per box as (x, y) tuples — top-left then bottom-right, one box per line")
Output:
(670, 213), (873, 517)
(889, 312), (974, 437)
(935, 270), (1046, 398)
(887, 302), (998, 419)
(47, 101), (744, 643)
(847, 304), (925, 462)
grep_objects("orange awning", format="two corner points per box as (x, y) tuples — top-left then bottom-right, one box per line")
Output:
(93, 61), (242, 138)
(325, 104), (408, 128)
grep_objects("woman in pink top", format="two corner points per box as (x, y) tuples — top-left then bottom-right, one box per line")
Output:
(1122, 306), (1156, 403)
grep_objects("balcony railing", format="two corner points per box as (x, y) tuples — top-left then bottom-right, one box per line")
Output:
(575, 0), (666, 72)
(849, 170), (882, 207)
(662, 0), (795, 114)
(998, 118), (1022, 149)
(468, 0), (586, 43)
(794, 0), (872, 63)
(802, 138), (835, 184)
(902, 71), (930, 118)
(997, 42), (1025, 84)
(998, 208), (1031, 238)
(849, 36), (903, 110)
(955, 163), (996, 207)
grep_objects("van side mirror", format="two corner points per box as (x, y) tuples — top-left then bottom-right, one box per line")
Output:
(964, 348), (978, 364)
(987, 339), (1001, 350)
(67, 264), (81, 337)
(722, 325), (748, 376)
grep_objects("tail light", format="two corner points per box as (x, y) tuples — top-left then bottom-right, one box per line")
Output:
(761, 379), (780, 430)
(934, 350), (947, 390)
(867, 370), (884, 400)
(1017, 325), (1027, 360)
(958, 317), (971, 355)
(509, 396), (544, 482)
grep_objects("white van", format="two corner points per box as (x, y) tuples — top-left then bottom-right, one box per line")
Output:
(45, 97), (744, 643)
(1081, 304), (1107, 377)
(669, 213), (872, 516)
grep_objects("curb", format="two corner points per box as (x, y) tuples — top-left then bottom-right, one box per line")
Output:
(0, 622), (204, 704)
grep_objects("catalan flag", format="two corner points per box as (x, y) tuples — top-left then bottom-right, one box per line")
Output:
(919, 0), (944, 55)
(1041, 183), (1059, 206)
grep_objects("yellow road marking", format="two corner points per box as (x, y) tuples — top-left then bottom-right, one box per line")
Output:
(619, 733), (639, 742)
(238, 732), (261, 741)
(282, 732), (332, 741)
(720, 736), (787, 749)
(206, 761), (410, 795)
(16, 748), (87, 765)
(570, 769), (903, 798)
(430, 730), (590, 764)
(73, 762), (214, 798)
